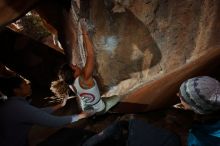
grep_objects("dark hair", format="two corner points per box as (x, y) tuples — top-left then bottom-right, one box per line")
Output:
(58, 64), (75, 85)
(0, 75), (24, 97)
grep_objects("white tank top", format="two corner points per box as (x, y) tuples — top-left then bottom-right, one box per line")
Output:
(73, 76), (105, 112)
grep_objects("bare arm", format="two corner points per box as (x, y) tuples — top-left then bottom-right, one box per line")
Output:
(81, 20), (95, 81)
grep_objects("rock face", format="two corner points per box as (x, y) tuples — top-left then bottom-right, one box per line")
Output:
(0, 28), (66, 90)
(84, 0), (220, 98)
(1, 0), (220, 112)
(0, 0), (39, 26)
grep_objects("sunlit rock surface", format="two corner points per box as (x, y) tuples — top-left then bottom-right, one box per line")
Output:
(84, 0), (220, 101)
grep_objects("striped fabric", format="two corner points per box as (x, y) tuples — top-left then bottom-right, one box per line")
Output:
(179, 76), (220, 114)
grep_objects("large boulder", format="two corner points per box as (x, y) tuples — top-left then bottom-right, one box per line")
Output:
(1, 0), (220, 112)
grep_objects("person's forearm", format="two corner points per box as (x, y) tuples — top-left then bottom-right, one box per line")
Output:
(23, 103), (92, 127)
(82, 33), (94, 59)
(81, 30), (95, 79)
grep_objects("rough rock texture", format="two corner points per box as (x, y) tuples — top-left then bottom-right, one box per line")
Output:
(1, 0), (220, 112)
(0, 28), (66, 98)
(0, 0), (38, 26)
(7, 11), (64, 53)
(84, 0), (220, 103)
